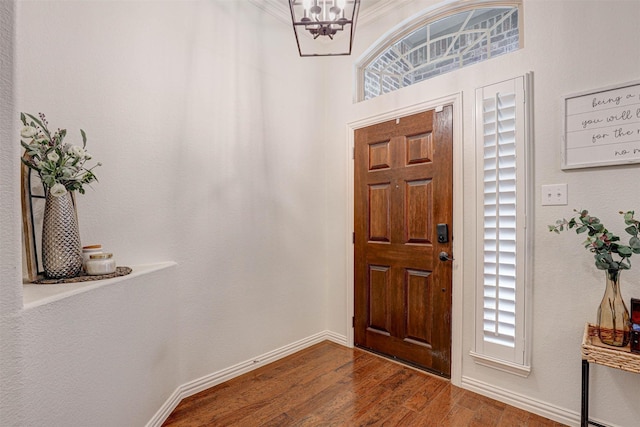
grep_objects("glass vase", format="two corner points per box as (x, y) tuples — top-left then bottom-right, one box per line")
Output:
(42, 190), (83, 279)
(597, 269), (630, 347)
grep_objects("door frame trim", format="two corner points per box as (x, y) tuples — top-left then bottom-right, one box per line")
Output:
(345, 93), (464, 386)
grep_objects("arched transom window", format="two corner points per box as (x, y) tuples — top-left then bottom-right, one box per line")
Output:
(360, 2), (521, 101)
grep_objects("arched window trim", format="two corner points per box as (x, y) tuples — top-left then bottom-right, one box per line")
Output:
(355, 0), (523, 102)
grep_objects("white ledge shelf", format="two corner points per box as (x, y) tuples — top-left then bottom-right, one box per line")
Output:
(22, 261), (177, 310)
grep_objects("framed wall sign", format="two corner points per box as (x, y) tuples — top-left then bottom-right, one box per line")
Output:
(563, 80), (640, 169)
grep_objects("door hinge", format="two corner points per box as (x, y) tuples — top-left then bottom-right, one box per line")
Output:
(352, 146), (355, 159)
(353, 232), (356, 244)
(352, 316), (355, 327)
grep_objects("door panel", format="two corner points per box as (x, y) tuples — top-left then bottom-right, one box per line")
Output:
(405, 269), (433, 346)
(354, 106), (453, 377)
(368, 265), (391, 334)
(368, 184), (391, 242)
(405, 179), (432, 244)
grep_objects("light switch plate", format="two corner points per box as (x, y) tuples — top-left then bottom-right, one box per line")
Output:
(541, 184), (568, 206)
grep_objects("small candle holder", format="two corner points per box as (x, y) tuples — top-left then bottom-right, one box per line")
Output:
(85, 253), (116, 276)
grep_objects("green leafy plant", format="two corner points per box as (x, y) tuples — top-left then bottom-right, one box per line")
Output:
(20, 112), (101, 196)
(549, 210), (640, 270)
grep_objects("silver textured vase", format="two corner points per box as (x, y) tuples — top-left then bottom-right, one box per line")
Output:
(42, 191), (82, 279)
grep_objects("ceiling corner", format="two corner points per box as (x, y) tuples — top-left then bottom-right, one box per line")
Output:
(247, 0), (291, 25)
(358, 0), (415, 25)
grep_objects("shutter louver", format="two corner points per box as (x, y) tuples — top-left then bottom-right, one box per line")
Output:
(482, 91), (518, 348)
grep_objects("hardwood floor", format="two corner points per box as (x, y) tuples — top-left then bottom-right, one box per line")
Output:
(163, 341), (566, 427)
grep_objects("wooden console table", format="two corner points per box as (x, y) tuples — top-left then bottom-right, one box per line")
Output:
(581, 323), (640, 427)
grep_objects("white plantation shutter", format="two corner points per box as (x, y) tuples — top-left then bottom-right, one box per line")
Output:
(473, 76), (531, 374)
(483, 90), (518, 348)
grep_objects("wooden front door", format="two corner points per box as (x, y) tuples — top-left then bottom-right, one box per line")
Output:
(354, 106), (453, 377)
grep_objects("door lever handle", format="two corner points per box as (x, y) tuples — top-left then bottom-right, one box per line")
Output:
(439, 251), (454, 262)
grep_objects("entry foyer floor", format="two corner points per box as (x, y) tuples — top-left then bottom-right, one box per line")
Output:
(163, 341), (566, 426)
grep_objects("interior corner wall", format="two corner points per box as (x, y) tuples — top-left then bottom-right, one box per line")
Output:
(12, 1), (328, 426)
(322, 0), (640, 426)
(0, 1), (26, 425)
(0, 2), (19, 306)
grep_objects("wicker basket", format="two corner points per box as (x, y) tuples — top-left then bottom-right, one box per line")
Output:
(581, 323), (640, 374)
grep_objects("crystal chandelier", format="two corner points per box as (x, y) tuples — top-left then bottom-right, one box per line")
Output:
(289, 0), (361, 57)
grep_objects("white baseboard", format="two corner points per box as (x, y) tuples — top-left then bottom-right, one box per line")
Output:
(147, 387), (183, 427)
(146, 330), (348, 427)
(461, 376), (583, 426)
(323, 329), (348, 346)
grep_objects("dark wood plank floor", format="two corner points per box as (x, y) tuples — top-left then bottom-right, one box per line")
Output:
(163, 341), (566, 427)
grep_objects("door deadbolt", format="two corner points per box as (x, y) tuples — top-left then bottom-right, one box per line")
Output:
(437, 223), (449, 243)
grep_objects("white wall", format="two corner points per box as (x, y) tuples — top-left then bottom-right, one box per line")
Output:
(0, 1), (25, 425)
(324, 0), (640, 425)
(5, 0), (640, 426)
(6, 1), (328, 426)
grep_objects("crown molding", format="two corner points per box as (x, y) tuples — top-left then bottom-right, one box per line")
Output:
(247, 0), (290, 25)
(358, 0), (414, 24)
